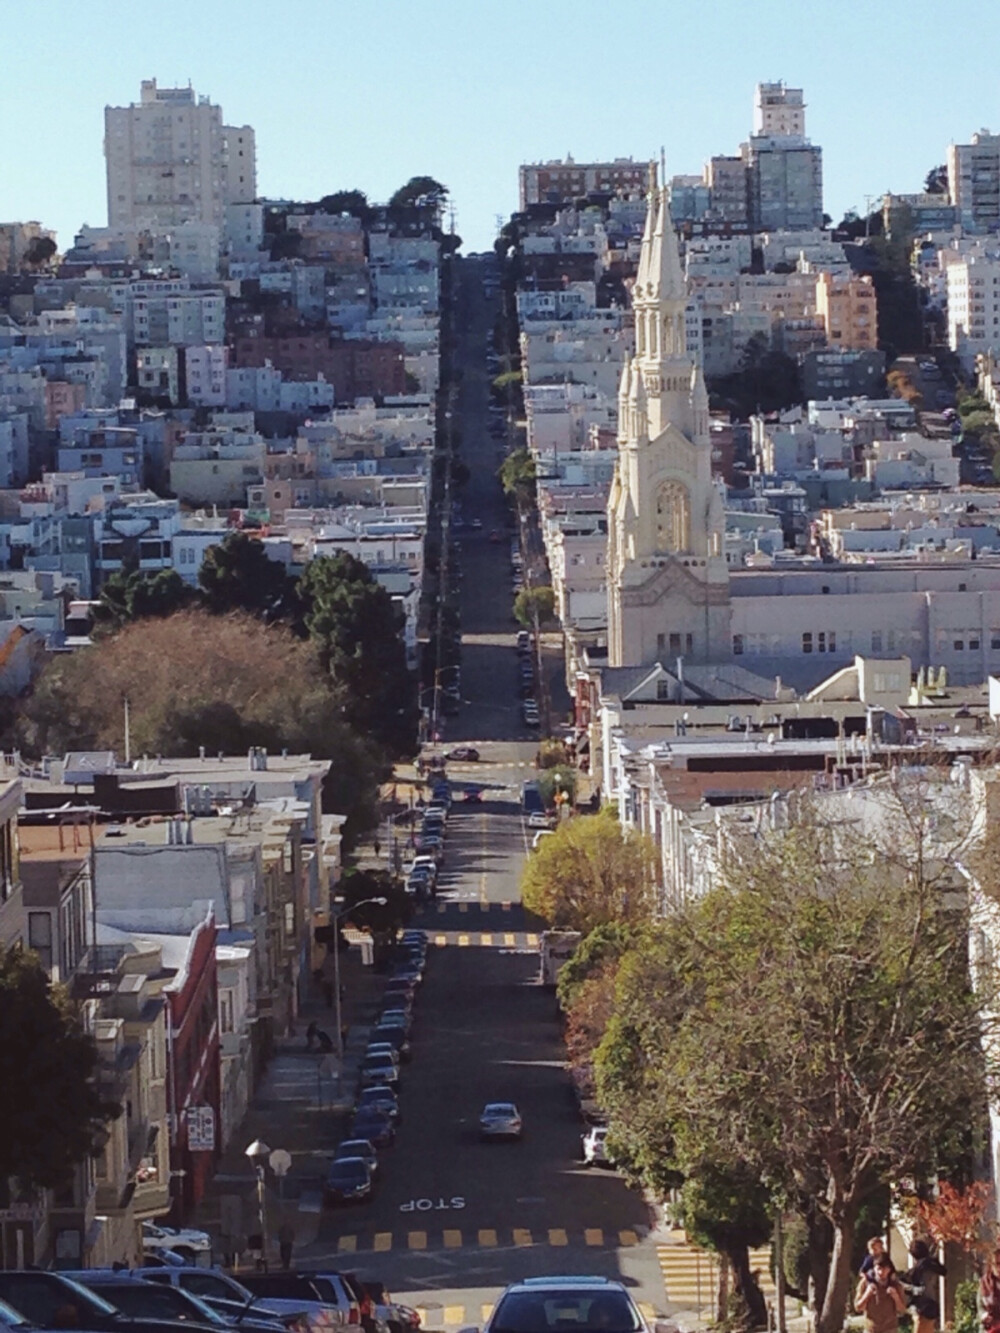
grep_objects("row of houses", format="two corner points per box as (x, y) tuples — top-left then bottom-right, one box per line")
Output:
(0, 748), (343, 1270)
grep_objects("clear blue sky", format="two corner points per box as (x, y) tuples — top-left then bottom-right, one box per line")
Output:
(3, 0), (999, 253)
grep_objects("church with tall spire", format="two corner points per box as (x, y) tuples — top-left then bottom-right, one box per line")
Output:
(606, 171), (731, 668)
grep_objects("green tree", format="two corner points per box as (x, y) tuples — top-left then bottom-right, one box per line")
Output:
(513, 585), (555, 629)
(388, 176), (448, 213)
(298, 552), (417, 757)
(556, 921), (641, 1011)
(23, 236), (56, 269)
(338, 867), (412, 937)
(520, 805), (657, 932)
(924, 164), (949, 196)
(198, 532), (298, 620)
(678, 1163), (773, 1329)
(92, 568), (194, 633)
(499, 448), (536, 506)
(596, 786), (989, 1333)
(0, 948), (119, 1192)
(316, 189), (371, 222)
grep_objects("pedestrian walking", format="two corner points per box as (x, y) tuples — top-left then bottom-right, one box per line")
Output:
(902, 1239), (946, 1333)
(277, 1222), (295, 1271)
(857, 1257), (907, 1333)
(305, 1021), (318, 1051)
(316, 1028), (334, 1052)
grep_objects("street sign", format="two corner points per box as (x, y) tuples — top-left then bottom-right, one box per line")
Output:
(269, 1148), (292, 1178)
(186, 1105), (216, 1152)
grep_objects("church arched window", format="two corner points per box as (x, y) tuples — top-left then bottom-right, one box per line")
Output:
(656, 481), (690, 553)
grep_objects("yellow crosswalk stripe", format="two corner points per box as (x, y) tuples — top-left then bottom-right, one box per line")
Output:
(443, 1229), (462, 1248)
(444, 1309), (464, 1327)
(337, 1235), (356, 1252)
(435, 935), (447, 946)
(373, 1232), (391, 1251)
(481, 1306), (494, 1325)
(459, 902), (468, 914)
(481, 933), (493, 945)
(638, 1305), (657, 1323)
(479, 1228), (497, 1247)
(620, 1230), (639, 1246)
(459, 934), (469, 946)
(513, 1227), (532, 1246)
(585, 1228), (603, 1246)
(527, 933), (539, 946)
(504, 932), (516, 945)
(549, 1228), (568, 1246)
(408, 1230), (427, 1250)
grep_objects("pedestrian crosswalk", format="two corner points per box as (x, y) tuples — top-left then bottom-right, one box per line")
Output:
(656, 1240), (780, 1314)
(406, 1301), (660, 1330)
(419, 900), (519, 913)
(327, 1225), (644, 1255)
(431, 931), (538, 948)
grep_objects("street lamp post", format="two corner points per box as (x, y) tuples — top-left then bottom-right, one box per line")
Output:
(331, 897), (388, 1072)
(245, 1139), (270, 1270)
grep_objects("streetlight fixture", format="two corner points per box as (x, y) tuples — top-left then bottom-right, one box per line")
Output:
(244, 1139), (270, 1270)
(331, 897), (388, 1070)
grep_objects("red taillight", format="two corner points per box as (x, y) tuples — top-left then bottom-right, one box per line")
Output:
(361, 1299), (373, 1319)
(348, 1310), (360, 1325)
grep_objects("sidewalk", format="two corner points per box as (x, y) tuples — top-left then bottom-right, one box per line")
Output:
(192, 946), (386, 1262)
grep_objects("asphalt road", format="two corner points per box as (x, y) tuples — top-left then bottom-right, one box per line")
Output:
(299, 259), (662, 1325)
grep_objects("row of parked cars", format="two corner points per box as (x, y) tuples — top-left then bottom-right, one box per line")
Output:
(517, 630), (540, 729)
(322, 929), (429, 1207)
(404, 775), (452, 899)
(0, 1267), (420, 1333)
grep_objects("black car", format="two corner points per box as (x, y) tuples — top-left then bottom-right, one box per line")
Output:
(62, 1276), (286, 1333)
(0, 1272), (218, 1333)
(356, 1084), (400, 1123)
(368, 1026), (411, 1061)
(334, 1137), (379, 1179)
(349, 1109), (396, 1147)
(323, 1157), (373, 1206)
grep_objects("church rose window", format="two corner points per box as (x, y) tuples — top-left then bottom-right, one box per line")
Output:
(656, 481), (690, 553)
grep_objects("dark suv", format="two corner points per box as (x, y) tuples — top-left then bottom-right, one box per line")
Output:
(61, 1273), (286, 1333)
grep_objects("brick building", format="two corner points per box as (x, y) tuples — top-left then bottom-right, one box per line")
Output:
(232, 333), (406, 401)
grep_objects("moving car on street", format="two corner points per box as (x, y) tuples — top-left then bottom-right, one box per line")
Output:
(142, 1221), (213, 1264)
(480, 1278), (645, 1333)
(581, 1124), (614, 1167)
(479, 1101), (523, 1141)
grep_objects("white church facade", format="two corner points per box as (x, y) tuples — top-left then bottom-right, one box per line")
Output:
(604, 183), (1000, 691)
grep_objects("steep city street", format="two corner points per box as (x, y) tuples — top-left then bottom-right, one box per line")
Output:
(296, 257), (663, 1321)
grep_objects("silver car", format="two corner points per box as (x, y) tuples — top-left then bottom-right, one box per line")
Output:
(479, 1101), (522, 1140)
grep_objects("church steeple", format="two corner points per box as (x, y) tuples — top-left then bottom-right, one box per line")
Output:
(606, 168), (731, 670)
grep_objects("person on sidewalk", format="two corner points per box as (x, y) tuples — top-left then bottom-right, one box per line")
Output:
(277, 1222), (295, 1271)
(857, 1256), (907, 1333)
(901, 1239), (946, 1333)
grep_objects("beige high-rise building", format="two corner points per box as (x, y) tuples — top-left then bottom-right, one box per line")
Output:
(815, 272), (878, 350)
(105, 80), (256, 230)
(754, 81), (807, 138)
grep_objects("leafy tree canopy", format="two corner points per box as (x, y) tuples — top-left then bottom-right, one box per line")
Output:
(0, 948), (119, 1192)
(198, 532), (299, 621)
(595, 785), (989, 1333)
(925, 163), (949, 196)
(388, 176), (448, 212)
(92, 568), (194, 633)
(514, 585), (555, 629)
(316, 190), (371, 221)
(338, 867), (412, 936)
(520, 805), (658, 932)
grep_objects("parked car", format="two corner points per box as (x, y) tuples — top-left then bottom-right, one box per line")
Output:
(235, 1276), (361, 1331)
(140, 1269), (324, 1333)
(527, 811), (552, 830)
(0, 1273), (217, 1333)
(334, 1138), (379, 1179)
(479, 1101), (523, 1140)
(368, 1027), (411, 1061)
(361, 1286), (420, 1333)
(63, 1274), (287, 1333)
(349, 1108), (396, 1147)
(356, 1084), (401, 1123)
(142, 1221), (213, 1264)
(445, 746), (480, 761)
(359, 1053), (400, 1089)
(581, 1124), (614, 1167)
(323, 1158), (374, 1206)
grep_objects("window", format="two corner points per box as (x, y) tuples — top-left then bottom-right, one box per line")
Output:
(733, 634), (744, 655)
(802, 632), (813, 653)
(669, 632), (682, 655)
(686, 633), (693, 654)
(971, 637), (981, 650)
(28, 912), (52, 974)
(655, 481), (691, 553)
(954, 639), (964, 651)
(871, 630), (883, 653)
(219, 990), (235, 1035)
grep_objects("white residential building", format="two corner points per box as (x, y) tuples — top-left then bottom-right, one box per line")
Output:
(105, 80), (256, 230)
(947, 252), (1000, 371)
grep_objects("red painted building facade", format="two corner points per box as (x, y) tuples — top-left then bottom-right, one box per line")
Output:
(164, 911), (221, 1219)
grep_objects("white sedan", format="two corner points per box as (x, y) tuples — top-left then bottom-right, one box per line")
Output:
(479, 1102), (523, 1141)
(142, 1220), (213, 1263)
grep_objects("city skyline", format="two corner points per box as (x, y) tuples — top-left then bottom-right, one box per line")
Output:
(2, 0), (1000, 251)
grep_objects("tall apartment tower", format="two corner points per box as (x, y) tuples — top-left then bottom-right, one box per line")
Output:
(745, 81), (823, 231)
(105, 80), (256, 230)
(947, 131), (1000, 232)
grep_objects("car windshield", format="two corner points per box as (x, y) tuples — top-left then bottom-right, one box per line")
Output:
(484, 1104), (516, 1116)
(338, 1140), (372, 1156)
(100, 1284), (228, 1326)
(0, 1274), (121, 1322)
(492, 1292), (641, 1333)
(328, 1159), (367, 1182)
(0, 1298), (28, 1327)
